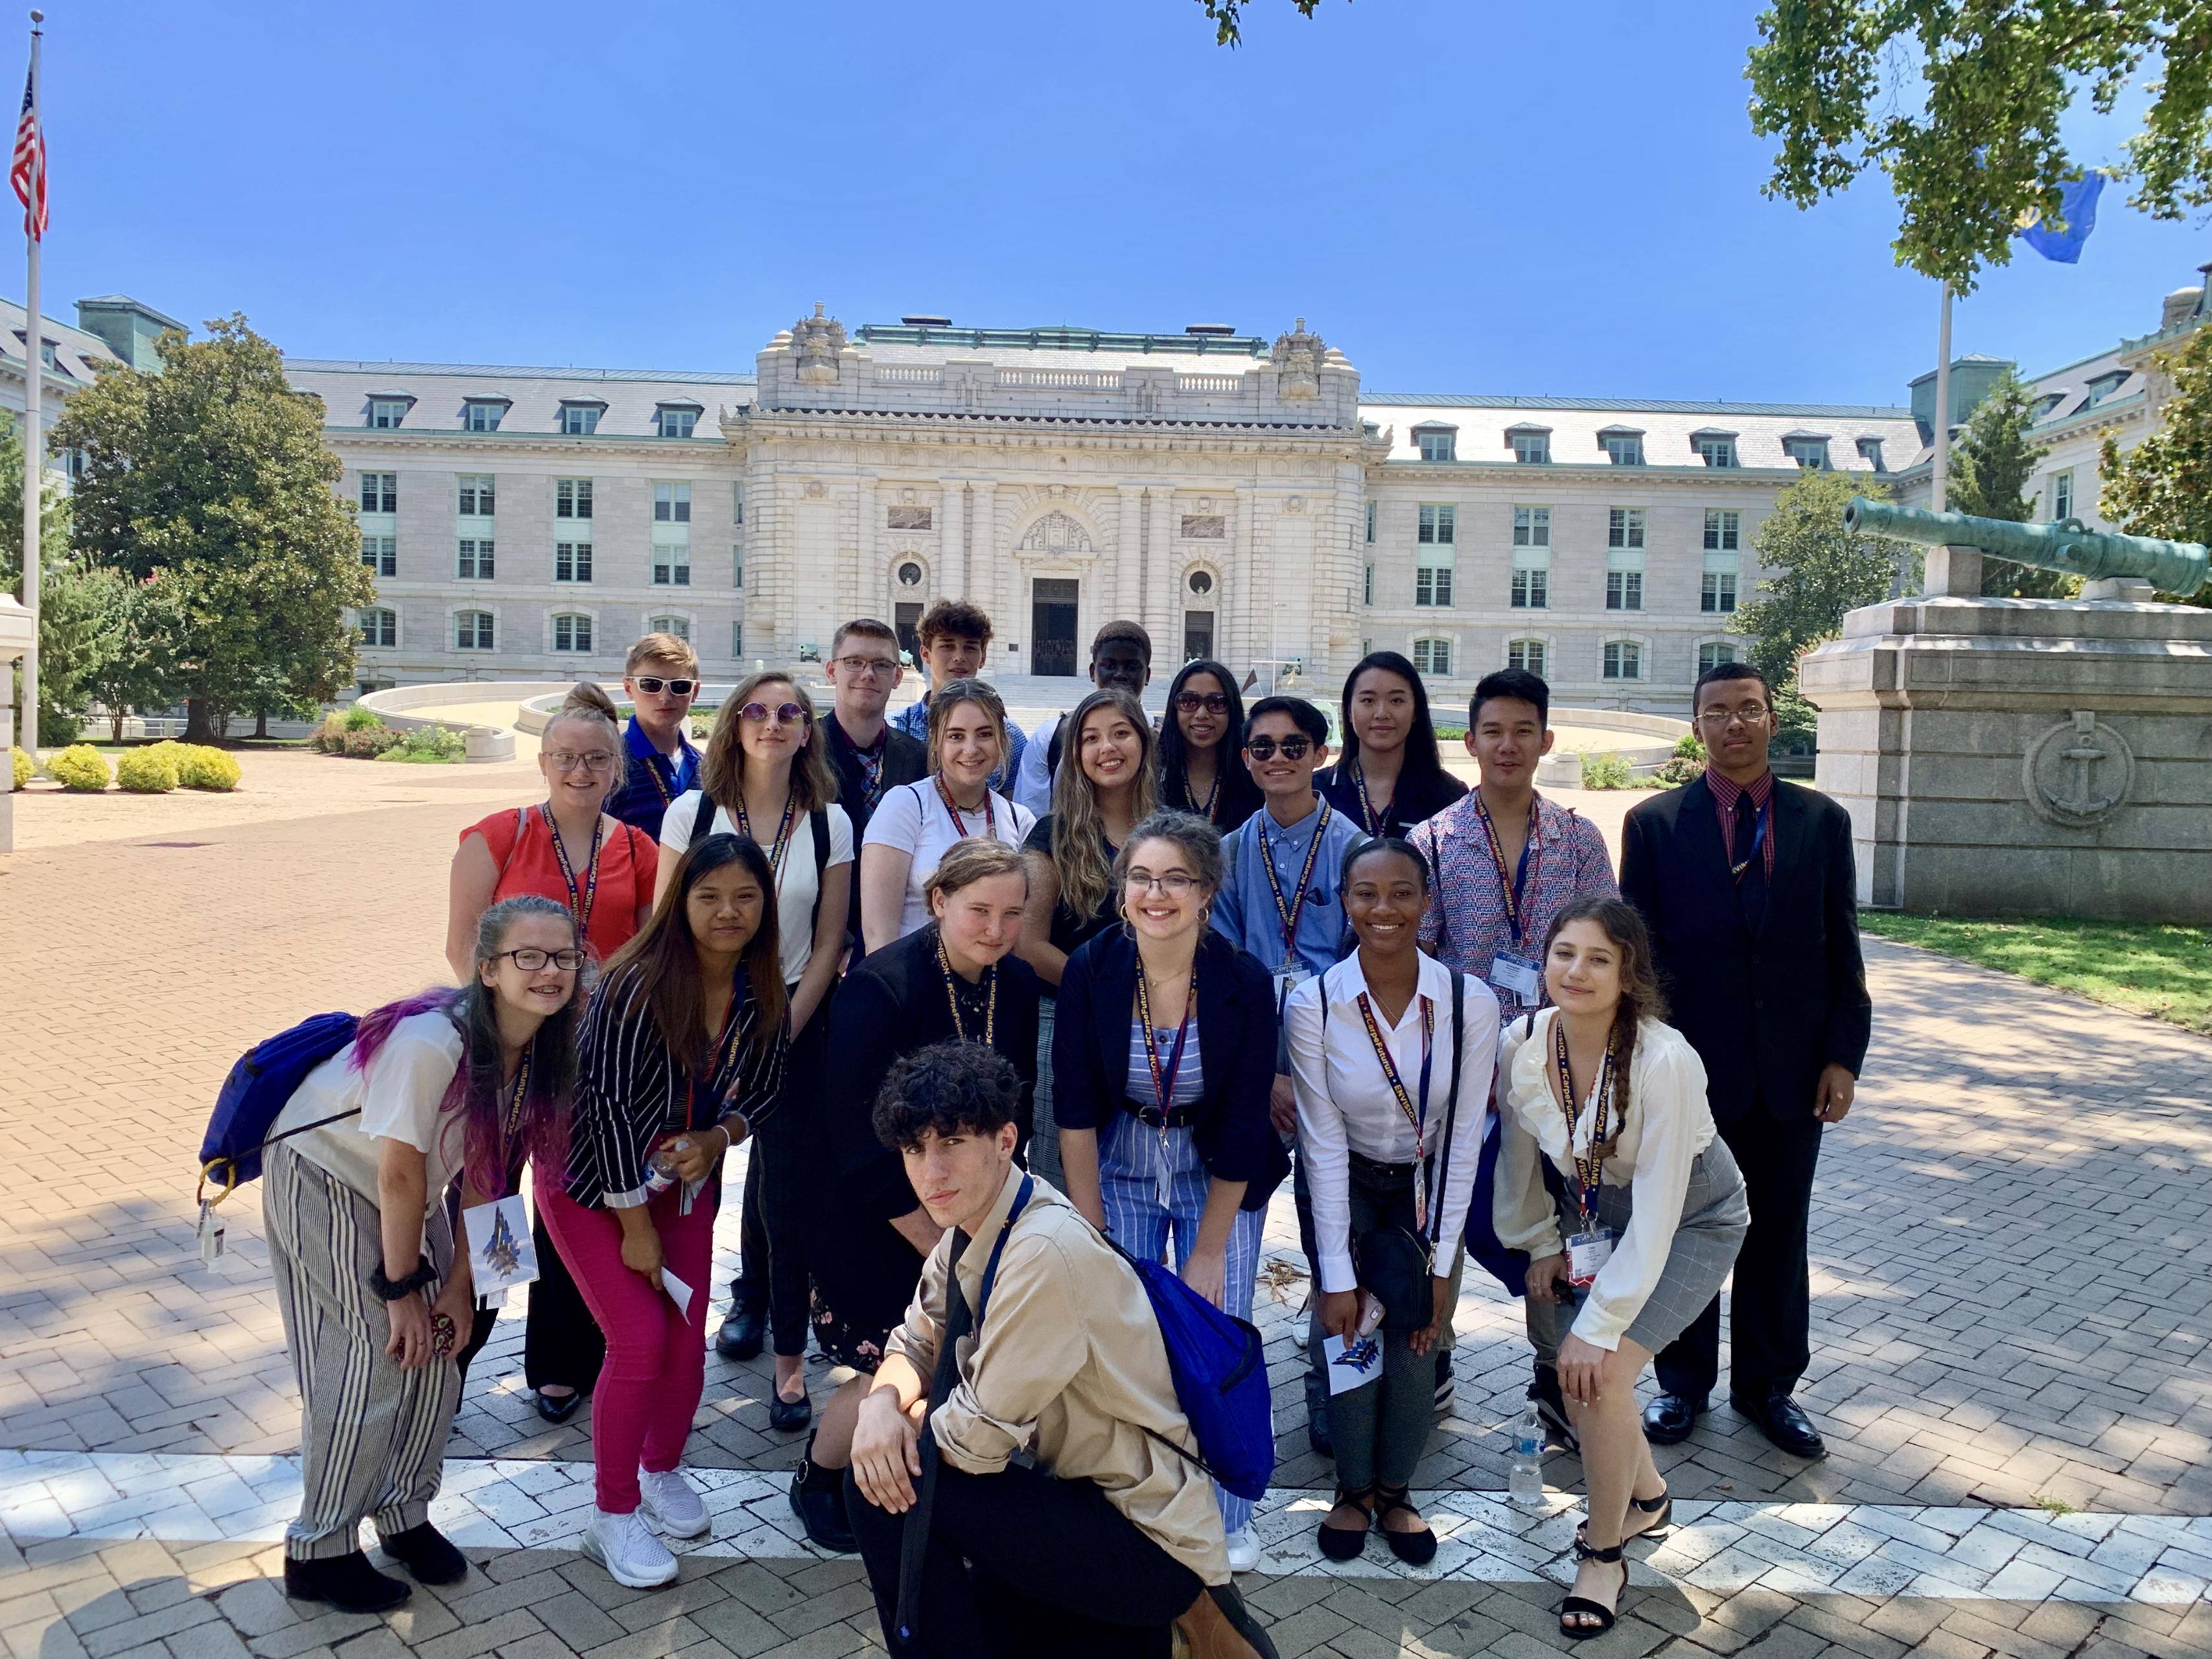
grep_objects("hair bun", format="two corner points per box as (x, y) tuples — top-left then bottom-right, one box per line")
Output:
(562, 681), (620, 721)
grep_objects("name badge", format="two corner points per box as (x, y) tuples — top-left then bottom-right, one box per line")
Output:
(463, 1194), (541, 1304)
(1566, 1227), (1616, 1288)
(1489, 952), (1542, 1003)
(1272, 964), (1313, 1002)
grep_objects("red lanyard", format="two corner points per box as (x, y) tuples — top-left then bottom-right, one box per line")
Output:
(689, 986), (747, 1129)
(1135, 969), (1196, 1115)
(1259, 800), (1331, 962)
(1474, 796), (1539, 946)
(1356, 991), (1434, 1229)
(1551, 1015), (1616, 1227)
(732, 785), (798, 881)
(937, 777), (995, 841)
(542, 805), (603, 935)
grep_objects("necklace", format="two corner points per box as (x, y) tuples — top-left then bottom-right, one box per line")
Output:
(935, 934), (997, 1045)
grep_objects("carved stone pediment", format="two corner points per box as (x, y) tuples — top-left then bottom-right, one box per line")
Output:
(792, 303), (848, 386)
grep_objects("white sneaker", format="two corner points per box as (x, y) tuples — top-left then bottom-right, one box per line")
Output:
(1288, 1292), (1310, 1351)
(1224, 1527), (1260, 1573)
(638, 1468), (710, 1539)
(583, 1507), (679, 1588)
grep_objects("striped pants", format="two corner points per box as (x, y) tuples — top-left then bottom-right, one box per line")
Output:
(1097, 1115), (1267, 1538)
(263, 1144), (461, 1560)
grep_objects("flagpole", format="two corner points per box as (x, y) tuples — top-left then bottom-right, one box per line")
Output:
(1931, 279), (1952, 513)
(17, 8), (37, 758)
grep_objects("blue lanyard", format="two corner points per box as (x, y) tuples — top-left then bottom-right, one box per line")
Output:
(1732, 798), (1771, 883)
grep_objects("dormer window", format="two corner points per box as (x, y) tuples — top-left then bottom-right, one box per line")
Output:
(462, 398), (510, 432)
(2085, 371), (2128, 407)
(655, 402), (701, 438)
(1783, 434), (1831, 470)
(1413, 423), (1457, 463)
(559, 400), (605, 435)
(1855, 436), (1886, 472)
(367, 395), (414, 430)
(1508, 425), (1552, 464)
(1693, 430), (1739, 468)
(2032, 392), (2066, 420)
(1600, 428), (1645, 466)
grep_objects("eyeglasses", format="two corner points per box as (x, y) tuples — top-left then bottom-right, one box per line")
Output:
(547, 750), (618, 773)
(496, 947), (586, 971)
(834, 655), (900, 680)
(633, 677), (697, 697)
(1124, 872), (1202, 896)
(1244, 736), (1313, 761)
(1176, 692), (1229, 714)
(739, 701), (811, 726)
(1695, 704), (1773, 728)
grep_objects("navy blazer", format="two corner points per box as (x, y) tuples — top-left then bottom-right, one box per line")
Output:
(1619, 773), (1871, 1126)
(1053, 927), (1290, 1210)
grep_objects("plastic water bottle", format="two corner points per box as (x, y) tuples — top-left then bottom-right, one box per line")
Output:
(1508, 1403), (1546, 1508)
(643, 1143), (686, 1198)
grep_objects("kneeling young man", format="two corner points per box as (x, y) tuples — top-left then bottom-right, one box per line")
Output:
(847, 1041), (1275, 1659)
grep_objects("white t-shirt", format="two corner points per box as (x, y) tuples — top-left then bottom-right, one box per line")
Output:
(270, 1011), (469, 1214)
(862, 777), (1036, 941)
(662, 790), (856, 986)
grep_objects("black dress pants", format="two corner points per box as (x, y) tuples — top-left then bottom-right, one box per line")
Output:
(846, 1461), (1198, 1659)
(755, 991), (833, 1356)
(1654, 1107), (1822, 1405)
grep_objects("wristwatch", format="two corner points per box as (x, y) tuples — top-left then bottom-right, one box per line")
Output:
(370, 1257), (437, 1300)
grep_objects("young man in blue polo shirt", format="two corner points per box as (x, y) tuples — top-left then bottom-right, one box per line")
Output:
(1209, 695), (1366, 1462)
(603, 632), (702, 840)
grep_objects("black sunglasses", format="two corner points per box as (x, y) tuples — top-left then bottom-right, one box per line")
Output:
(1245, 736), (1313, 761)
(1176, 692), (1229, 714)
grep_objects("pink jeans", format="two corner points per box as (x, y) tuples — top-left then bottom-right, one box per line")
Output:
(541, 1182), (717, 1513)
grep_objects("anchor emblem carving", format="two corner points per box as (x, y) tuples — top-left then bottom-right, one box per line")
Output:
(2021, 711), (2134, 828)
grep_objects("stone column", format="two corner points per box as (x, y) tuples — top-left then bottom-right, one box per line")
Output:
(940, 481), (967, 600)
(852, 478), (875, 636)
(1146, 489), (1174, 647)
(1115, 483), (1145, 625)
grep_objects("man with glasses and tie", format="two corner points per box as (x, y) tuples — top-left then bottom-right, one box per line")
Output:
(821, 620), (929, 955)
(1619, 661), (1870, 1462)
(607, 632), (704, 839)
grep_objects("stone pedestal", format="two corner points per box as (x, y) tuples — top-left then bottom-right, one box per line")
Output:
(1800, 596), (2212, 923)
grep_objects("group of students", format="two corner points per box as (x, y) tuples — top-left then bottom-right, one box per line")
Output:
(258, 597), (1871, 1654)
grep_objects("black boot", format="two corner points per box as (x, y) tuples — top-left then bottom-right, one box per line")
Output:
(788, 1434), (856, 1553)
(283, 1551), (411, 1613)
(380, 1521), (468, 1585)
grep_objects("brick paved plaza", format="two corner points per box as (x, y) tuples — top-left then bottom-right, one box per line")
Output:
(3, 747), (2209, 1658)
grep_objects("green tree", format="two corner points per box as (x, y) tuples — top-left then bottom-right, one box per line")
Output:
(1196, 0), (1338, 45)
(2101, 321), (2212, 607)
(82, 574), (178, 740)
(0, 424), (99, 743)
(53, 315), (371, 741)
(1945, 367), (2069, 597)
(1738, 469), (1899, 747)
(1747, 3), (2212, 288)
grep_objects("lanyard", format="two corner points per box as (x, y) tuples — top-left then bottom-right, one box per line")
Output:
(1355, 990), (1435, 1229)
(1730, 796), (1771, 883)
(936, 936), (997, 1045)
(1473, 796), (1537, 945)
(542, 805), (604, 935)
(733, 785), (798, 881)
(937, 777), (995, 841)
(1551, 1015), (1616, 1227)
(1196, 767), (1220, 825)
(689, 985), (747, 1129)
(1134, 968), (1196, 1116)
(496, 1048), (533, 1195)
(1258, 800), (1331, 966)
(1349, 760), (1390, 837)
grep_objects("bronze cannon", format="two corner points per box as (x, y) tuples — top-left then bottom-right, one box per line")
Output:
(1842, 496), (2209, 596)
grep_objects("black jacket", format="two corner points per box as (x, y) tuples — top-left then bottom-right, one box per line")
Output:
(823, 712), (929, 952)
(1317, 759), (1467, 840)
(1053, 928), (1289, 1210)
(1619, 774), (1871, 1125)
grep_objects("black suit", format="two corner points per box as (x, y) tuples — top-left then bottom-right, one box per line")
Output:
(1619, 772), (1870, 1404)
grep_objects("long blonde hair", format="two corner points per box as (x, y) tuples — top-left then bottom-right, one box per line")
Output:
(700, 671), (838, 813)
(1051, 688), (1158, 922)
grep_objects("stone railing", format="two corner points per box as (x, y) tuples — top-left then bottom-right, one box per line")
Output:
(995, 368), (1122, 391)
(1176, 373), (1245, 393)
(874, 365), (943, 385)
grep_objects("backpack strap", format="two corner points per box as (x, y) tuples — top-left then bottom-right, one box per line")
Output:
(692, 790), (717, 846)
(807, 808), (831, 938)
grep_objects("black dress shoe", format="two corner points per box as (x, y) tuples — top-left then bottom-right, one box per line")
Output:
(1735, 1392), (1826, 1459)
(1432, 1349), (1454, 1413)
(791, 1445), (857, 1553)
(1531, 1365), (1579, 1453)
(378, 1521), (467, 1586)
(283, 1551), (411, 1612)
(767, 1388), (812, 1433)
(716, 1304), (765, 1361)
(1641, 1391), (1705, 1445)
(532, 1387), (583, 1424)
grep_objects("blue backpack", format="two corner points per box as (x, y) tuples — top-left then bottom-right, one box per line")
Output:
(197, 1012), (361, 1199)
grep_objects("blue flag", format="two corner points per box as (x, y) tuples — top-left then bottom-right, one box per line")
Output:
(2018, 170), (2104, 264)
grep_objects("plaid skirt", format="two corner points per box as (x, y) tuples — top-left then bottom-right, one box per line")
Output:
(1558, 1139), (1749, 1353)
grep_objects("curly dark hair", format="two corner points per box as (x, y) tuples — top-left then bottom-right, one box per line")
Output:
(873, 1039), (1023, 1151)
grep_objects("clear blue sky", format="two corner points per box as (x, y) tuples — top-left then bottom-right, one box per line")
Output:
(35, 1), (2211, 404)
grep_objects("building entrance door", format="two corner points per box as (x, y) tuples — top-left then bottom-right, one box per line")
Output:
(894, 602), (923, 664)
(1183, 609), (1215, 664)
(1032, 579), (1079, 676)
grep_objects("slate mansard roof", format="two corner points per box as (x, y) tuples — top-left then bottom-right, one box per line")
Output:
(286, 359), (760, 439)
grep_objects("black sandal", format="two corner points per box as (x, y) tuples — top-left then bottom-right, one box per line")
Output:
(1575, 1486), (1671, 1549)
(1558, 1539), (1627, 1640)
(1316, 1481), (1372, 1561)
(1372, 1483), (1437, 1567)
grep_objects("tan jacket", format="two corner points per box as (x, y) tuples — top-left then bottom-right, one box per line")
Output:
(885, 1168), (1230, 1586)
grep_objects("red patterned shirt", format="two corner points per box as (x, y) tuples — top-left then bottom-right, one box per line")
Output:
(1705, 767), (1776, 879)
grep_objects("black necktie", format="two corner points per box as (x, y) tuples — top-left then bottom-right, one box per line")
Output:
(1732, 792), (1768, 920)
(896, 1230), (972, 1647)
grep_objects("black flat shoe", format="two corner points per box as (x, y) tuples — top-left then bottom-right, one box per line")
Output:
(767, 1387), (812, 1432)
(1640, 1391), (1705, 1445)
(532, 1387), (583, 1424)
(1205, 1584), (1281, 1659)
(378, 1521), (467, 1586)
(1557, 1540), (1627, 1640)
(716, 1304), (765, 1362)
(1315, 1482), (1371, 1561)
(1373, 1483), (1436, 1567)
(1734, 1392), (1826, 1459)
(283, 1551), (411, 1613)
(790, 1444), (856, 1553)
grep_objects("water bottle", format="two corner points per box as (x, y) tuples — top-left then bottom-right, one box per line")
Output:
(643, 1143), (686, 1198)
(1508, 1403), (1546, 1508)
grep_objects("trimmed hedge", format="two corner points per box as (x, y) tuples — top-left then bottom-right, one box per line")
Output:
(117, 748), (181, 793)
(46, 745), (111, 792)
(10, 746), (29, 790)
(177, 746), (242, 790)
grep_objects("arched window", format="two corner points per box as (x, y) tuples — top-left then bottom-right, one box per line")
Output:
(1602, 639), (1644, 681)
(1410, 637), (1453, 677)
(1506, 638), (1547, 677)
(358, 607), (396, 649)
(454, 610), (494, 651)
(552, 613), (594, 653)
(1697, 640), (1739, 677)
(647, 614), (691, 643)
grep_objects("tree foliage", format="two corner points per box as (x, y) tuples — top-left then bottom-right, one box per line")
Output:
(2099, 321), (2212, 606)
(0, 424), (106, 743)
(1746, 3), (2212, 289)
(53, 315), (371, 740)
(1195, 0), (1336, 45)
(1944, 367), (2071, 597)
(1738, 469), (1900, 745)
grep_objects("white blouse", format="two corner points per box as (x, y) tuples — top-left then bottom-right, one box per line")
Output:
(1493, 1009), (1717, 1351)
(1287, 954), (1501, 1296)
(270, 1012), (468, 1216)
(862, 778), (1035, 942)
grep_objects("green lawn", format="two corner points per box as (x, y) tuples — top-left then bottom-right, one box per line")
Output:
(1861, 913), (2212, 1035)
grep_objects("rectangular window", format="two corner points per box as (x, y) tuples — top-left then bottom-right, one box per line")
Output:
(1415, 565), (1454, 607)
(1785, 436), (1830, 470)
(360, 535), (395, 577)
(653, 481), (692, 524)
(456, 538), (495, 580)
(2051, 470), (2075, 520)
(1703, 509), (1740, 551)
(1510, 559), (1550, 610)
(1415, 430), (1456, 462)
(887, 505), (933, 531)
(360, 472), (397, 514)
(1508, 639), (1547, 677)
(1364, 501), (1375, 543)
(555, 540), (594, 583)
(553, 614), (593, 653)
(1412, 638), (1452, 676)
(1606, 568), (1645, 611)
(1603, 433), (1645, 466)
(560, 404), (601, 435)
(463, 401), (504, 432)
(733, 546), (745, 588)
(1362, 564), (1373, 605)
(555, 478), (594, 520)
(656, 407), (697, 438)
(1603, 641), (1643, 680)
(1702, 570), (1739, 614)
(1607, 507), (1646, 550)
(1510, 430), (1551, 464)
(733, 620), (744, 659)
(367, 399), (409, 429)
(1695, 434), (1738, 469)
(1856, 436), (1886, 472)
(653, 544), (692, 586)
(1511, 505), (1551, 548)
(454, 610), (494, 651)
(1417, 504), (1456, 545)
(1180, 514), (1226, 539)
(358, 609), (396, 648)
(733, 482), (745, 525)
(457, 474), (495, 516)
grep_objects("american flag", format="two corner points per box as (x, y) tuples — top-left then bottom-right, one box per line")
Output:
(10, 60), (42, 241)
